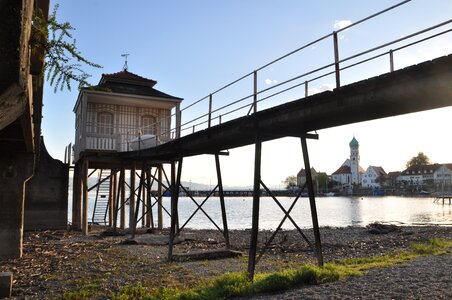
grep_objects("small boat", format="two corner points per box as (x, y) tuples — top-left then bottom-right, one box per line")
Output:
(324, 192), (335, 197)
(372, 189), (385, 196)
(130, 134), (157, 150)
(419, 190), (431, 195)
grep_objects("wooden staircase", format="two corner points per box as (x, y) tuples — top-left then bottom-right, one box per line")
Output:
(91, 170), (111, 225)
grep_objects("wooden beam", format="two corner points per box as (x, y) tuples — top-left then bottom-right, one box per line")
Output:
(301, 138), (323, 266)
(248, 135), (262, 280)
(129, 163), (136, 230)
(215, 154), (230, 249)
(82, 160), (89, 236)
(120, 164), (126, 229)
(158, 165), (163, 230)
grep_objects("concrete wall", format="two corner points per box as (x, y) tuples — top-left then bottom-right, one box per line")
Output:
(0, 153), (34, 258)
(24, 138), (69, 230)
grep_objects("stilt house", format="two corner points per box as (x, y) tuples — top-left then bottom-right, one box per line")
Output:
(73, 70), (182, 162)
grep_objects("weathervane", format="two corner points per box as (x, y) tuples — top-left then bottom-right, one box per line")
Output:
(121, 53), (130, 71)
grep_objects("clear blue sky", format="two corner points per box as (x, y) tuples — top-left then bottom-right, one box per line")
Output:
(42, 0), (452, 187)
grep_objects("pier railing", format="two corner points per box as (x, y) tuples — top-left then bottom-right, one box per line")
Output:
(119, 0), (452, 150)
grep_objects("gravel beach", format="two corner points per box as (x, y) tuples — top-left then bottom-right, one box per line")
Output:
(0, 225), (450, 299)
(250, 254), (452, 299)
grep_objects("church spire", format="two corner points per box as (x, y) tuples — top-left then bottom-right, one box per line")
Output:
(349, 136), (359, 148)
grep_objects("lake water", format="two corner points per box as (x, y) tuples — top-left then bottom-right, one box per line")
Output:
(69, 196), (452, 229)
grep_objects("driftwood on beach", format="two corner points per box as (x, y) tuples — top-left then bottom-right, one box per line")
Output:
(366, 222), (400, 234)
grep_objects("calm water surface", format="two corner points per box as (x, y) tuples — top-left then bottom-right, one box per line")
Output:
(69, 196), (452, 229)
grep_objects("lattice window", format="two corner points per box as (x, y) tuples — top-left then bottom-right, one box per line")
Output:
(141, 115), (156, 135)
(97, 112), (114, 135)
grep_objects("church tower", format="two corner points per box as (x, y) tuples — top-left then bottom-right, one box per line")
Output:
(349, 136), (360, 185)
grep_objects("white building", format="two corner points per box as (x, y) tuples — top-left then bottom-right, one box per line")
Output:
(397, 164), (437, 186)
(73, 70), (182, 162)
(434, 164), (452, 187)
(331, 137), (364, 188)
(332, 159), (352, 186)
(362, 166), (387, 188)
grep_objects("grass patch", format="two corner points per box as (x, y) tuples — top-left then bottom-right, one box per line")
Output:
(62, 290), (91, 300)
(111, 238), (451, 300)
(62, 284), (101, 300)
(411, 237), (452, 255)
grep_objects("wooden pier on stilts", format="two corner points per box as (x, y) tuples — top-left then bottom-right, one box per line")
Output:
(434, 195), (452, 205)
(71, 46), (452, 279)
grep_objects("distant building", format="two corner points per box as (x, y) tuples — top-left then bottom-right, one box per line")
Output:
(396, 164), (452, 188)
(297, 167), (317, 186)
(362, 166), (387, 188)
(332, 162), (352, 186)
(385, 171), (401, 187)
(349, 136), (361, 185)
(434, 164), (452, 187)
(331, 137), (364, 189)
(397, 164), (437, 186)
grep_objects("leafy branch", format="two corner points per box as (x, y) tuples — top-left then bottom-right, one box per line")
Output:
(31, 4), (102, 92)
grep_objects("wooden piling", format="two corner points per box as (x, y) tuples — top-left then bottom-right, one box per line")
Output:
(146, 167), (153, 228)
(132, 166), (145, 239)
(82, 160), (89, 236)
(248, 136), (261, 280)
(301, 138), (324, 266)
(158, 165), (163, 230)
(141, 167), (146, 227)
(215, 154), (230, 249)
(168, 161), (177, 260)
(129, 163), (136, 230)
(109, 169), (115, 227)
(120, 165), (126, 229)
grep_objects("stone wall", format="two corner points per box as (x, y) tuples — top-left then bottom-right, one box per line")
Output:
(24, 138), (69, 230)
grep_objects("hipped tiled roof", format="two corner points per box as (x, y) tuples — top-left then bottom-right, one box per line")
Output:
(332, 165), (351, 175)
(85, 70), (182, 101)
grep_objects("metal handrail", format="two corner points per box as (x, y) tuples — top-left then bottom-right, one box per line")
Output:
(115, 1), (451, 150)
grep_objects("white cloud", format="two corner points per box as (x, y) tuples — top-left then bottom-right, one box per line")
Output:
(265, 78), (278, 85)
(308, 83), (335, 96)
(333, 19), (352, 31)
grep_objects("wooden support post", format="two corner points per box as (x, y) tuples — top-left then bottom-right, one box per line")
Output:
(72, 162), (82, 230)
(146, 167), (153, 228)
(168, 161), (176, 260)
(120, 165), (126, 229)
(113, 165), (122, 232)
(168, 159), (183, 260)
(301, 138), (324, 266)
(109, 169), (116, 227)
(248, 135), (262, 280)
(129, 163), (136, 230)
(142, 167), (146, 227)
(215, 154), (230, 249)
(132, 166), (145, 239)
(82, 160), (89, 236)
(158, 165), (163, 230)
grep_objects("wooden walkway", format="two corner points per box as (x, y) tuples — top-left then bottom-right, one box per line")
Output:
(82, 54), (452, 166)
